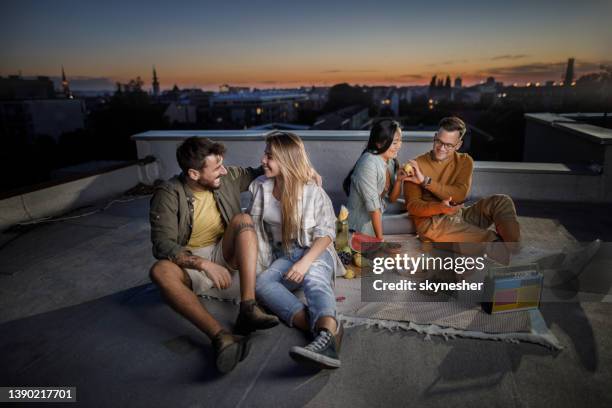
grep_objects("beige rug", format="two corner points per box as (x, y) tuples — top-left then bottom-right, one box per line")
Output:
(334, 216), (576, 349)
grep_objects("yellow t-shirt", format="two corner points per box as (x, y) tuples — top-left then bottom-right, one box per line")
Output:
(187, 189), (225, 249)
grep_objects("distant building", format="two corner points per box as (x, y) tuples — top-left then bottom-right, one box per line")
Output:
(475, 77), (501, 104)
(454, 77), (462, 88)
(164, 102), (197, 124)
(503, 81), (575, 109)
(152, 66), (160, 97)
(370, 86), (391, 108)
(564, 58), (575, 87)
(177, 88), (213, 106)
(368, 86), (403, 114)
(456, 90), (481, 104)
(79, 93), (112, 113)
(209, 90), (307, 126)
(300, 86), (329, 110)
(0, 99), (86, 142)
(219, 84), (250, 94)
(159, 85), (181, 103)
(397, 87), (413, 104)
(0, 75), (55, 100)
(61, 66), (72, 99)
(311, 105), (369, 130)
(381, 91), (400, 116)
(428, 80), (452, 102)
(390, 92), (400, 116)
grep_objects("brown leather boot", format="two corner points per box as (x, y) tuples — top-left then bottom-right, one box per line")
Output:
(212, 330), (250, 374)
(234, 299), (279, 335)
(496, 220), (521, 254)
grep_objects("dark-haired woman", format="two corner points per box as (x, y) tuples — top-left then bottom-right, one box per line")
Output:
(344, 120), (414, 239)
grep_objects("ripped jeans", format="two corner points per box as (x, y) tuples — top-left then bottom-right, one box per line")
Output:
(255, 246), (336, 333)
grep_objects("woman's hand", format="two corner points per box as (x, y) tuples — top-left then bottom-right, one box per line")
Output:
(285, 259), (310, 284)
(395, 168), (411, 184)
(287, 236), (331, 284)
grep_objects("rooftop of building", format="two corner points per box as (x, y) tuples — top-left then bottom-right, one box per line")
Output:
(1, 193), (611, 407)
(2, 114), (612, 406)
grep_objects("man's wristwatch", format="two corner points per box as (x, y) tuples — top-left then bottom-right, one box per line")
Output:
(421, 176), (432, 187)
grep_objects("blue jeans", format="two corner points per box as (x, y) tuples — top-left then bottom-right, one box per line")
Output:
(255, 246), (336, 333)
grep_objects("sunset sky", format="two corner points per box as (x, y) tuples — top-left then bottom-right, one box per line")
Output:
(1, 0), (610, 90)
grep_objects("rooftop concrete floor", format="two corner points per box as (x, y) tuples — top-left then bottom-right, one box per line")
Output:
(1, 195), (611, 408)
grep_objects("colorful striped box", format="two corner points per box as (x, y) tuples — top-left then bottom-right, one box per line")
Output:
(482, 263), (542, 314)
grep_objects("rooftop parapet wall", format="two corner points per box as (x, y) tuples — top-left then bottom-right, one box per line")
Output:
(524, 113), (612, 202)
(524, 113), (612, 164)
(133, 129), (611, 204)
(0, 161), (158, 232)
(2, 125), (610, 232)
(132, 131), (435, 199)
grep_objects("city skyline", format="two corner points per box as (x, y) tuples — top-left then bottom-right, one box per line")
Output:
(2, 0), (611, 90)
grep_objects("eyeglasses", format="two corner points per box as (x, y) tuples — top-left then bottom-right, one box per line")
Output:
(433, 137), (460, 150)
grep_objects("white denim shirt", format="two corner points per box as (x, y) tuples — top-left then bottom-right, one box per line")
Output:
(248, 177), (345, 277)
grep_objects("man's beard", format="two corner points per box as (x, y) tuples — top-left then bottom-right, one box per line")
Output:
(198, 177), (222, 190)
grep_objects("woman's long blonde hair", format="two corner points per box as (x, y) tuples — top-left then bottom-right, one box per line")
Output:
(265, 131), (314, 252)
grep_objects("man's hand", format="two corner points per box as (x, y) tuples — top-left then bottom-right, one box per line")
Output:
(311, 170), (323, 187)
(174, 251), (232, 289)
(440, 196), (463, 215)
(204, 263), (232, 289)
(405, 159), (425, 185)
(285, 260), (309, 284)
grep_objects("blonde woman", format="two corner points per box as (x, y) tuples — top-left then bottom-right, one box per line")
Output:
(249, 131), (344, 369)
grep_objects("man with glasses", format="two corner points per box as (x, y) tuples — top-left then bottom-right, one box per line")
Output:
(403, 117), (520, 257)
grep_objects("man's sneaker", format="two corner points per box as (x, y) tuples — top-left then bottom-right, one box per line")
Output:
(289, 323), (343, 369)
(212, 330), (250, 374)
(234, 300), (279, 335)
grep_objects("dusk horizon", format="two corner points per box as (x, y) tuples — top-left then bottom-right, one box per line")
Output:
(3, 56), (609, 92)
(2, 0), (610, 91)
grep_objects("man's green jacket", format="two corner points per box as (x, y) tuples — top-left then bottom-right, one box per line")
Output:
(149, 166), (263, 261)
